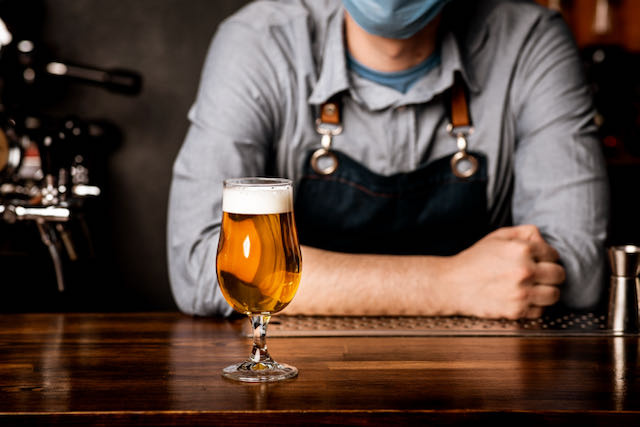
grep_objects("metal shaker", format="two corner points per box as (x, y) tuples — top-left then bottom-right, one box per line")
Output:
(607, 245), (640, 334)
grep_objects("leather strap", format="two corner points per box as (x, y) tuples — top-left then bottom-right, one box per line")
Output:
(318, 77), (470, 129)
(319, 99), (341, 125)
(450, 74), (471, 128)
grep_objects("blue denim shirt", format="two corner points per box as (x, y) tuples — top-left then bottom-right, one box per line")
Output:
(168, 0), (609, 316)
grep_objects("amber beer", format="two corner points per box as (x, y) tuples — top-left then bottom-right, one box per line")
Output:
(216, 180), (302, 315)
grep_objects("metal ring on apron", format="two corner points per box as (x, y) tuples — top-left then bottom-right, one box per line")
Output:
(447, 125), (477, 179)
(311, 147), (339, 175)
(450, 150), (479, 179)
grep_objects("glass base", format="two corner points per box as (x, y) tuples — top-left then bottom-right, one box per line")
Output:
(222, 359), (298, 383)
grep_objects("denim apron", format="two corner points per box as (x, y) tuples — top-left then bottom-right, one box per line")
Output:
(294, 77), (488, 256)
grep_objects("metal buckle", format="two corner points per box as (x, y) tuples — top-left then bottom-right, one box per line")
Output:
(310, 147), (338, 175)
(312, 118), (342, 175)
(315, 118), (343, 138)
(450, 150), (478, 179)
(447, 124), (478, 179)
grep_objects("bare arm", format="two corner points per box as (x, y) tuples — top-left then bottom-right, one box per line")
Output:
(285, 225), (565, 319)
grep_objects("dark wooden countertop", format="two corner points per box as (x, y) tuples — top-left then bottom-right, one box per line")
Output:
(1, 312), (639, 426)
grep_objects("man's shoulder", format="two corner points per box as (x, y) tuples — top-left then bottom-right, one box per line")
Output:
(456, 0), (556, 33)
(448, 0), (561, 55)
(458, 0), (551, 19)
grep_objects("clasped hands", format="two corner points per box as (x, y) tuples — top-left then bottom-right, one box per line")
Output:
(445, 224), (565, 319)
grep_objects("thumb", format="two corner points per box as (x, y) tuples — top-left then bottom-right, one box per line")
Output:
(491, 225), (542, 241)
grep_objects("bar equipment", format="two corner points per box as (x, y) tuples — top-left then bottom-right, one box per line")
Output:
(0, 116), (106, 291)
(607, 245), (640, 334)
(0, 9), (142, 294)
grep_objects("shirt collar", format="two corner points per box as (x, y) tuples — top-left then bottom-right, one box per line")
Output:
(308, 6), (350, 106)
(308, 9), (480, 111)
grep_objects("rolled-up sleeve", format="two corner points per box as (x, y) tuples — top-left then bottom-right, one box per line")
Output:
(511, 13), (609, 309)
(167, 18), (279, 316)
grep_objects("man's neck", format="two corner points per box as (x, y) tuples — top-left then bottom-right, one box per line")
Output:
(344, 12), (441, 73)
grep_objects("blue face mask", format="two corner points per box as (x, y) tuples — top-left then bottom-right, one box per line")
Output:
(343, 0), (451, 39)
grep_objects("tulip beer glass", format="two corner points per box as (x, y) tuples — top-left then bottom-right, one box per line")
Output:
(216, 178), (302, 382)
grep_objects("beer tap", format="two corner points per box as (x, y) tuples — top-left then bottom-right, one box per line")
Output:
(0, 3), (141, 297)
(36, 219), (64, 292)
(0, 195), (71, 293)
(50, 128), (79, 263)
(0, 113), (105, 292)
(59, 117), (97, 260)
(36, 130), (66, 291)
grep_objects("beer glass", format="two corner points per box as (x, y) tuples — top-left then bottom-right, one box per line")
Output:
(216, 177), (302, 382)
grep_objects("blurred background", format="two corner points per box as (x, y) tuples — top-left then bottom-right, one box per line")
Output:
(0, 0), (638, 312)
(0, 0), (251, 311)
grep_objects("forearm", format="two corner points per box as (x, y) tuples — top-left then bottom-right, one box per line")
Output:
(285, 245), (455, 316)
(285, 226), (565, 319)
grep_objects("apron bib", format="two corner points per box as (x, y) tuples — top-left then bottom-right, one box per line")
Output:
(294, 75), (488, 256)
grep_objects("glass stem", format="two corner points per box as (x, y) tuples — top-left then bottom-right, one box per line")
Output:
(249, 314), (273, 363)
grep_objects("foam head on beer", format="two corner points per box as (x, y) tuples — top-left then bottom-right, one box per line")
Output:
(222, 183), (292, 215)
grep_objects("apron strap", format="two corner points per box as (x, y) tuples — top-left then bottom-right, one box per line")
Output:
(312, 74), (479, 179)
(447, 74), (479, 179)
(450, 74), (472, 129)
(319, 98), (341, 125)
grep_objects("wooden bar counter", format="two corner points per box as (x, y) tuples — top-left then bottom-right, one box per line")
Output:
(1, 312), (639, 426)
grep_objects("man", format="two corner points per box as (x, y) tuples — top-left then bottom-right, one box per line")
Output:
(167, 0), (609, 318)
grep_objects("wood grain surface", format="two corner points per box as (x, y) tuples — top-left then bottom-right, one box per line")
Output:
(0, 312), (639, 426)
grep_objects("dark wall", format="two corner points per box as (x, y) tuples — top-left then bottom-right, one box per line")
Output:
(20, 0), (250, 310)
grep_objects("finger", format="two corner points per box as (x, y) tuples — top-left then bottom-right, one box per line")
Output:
(533, 261), (565, 284)
(523, 305), (544, 319)
(528, 284), (561, 307)
(528, 240), (560, 263)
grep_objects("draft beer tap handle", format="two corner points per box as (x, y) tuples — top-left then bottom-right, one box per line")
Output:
(35, 221), (65, 292)
(56, 223), (78, 262)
